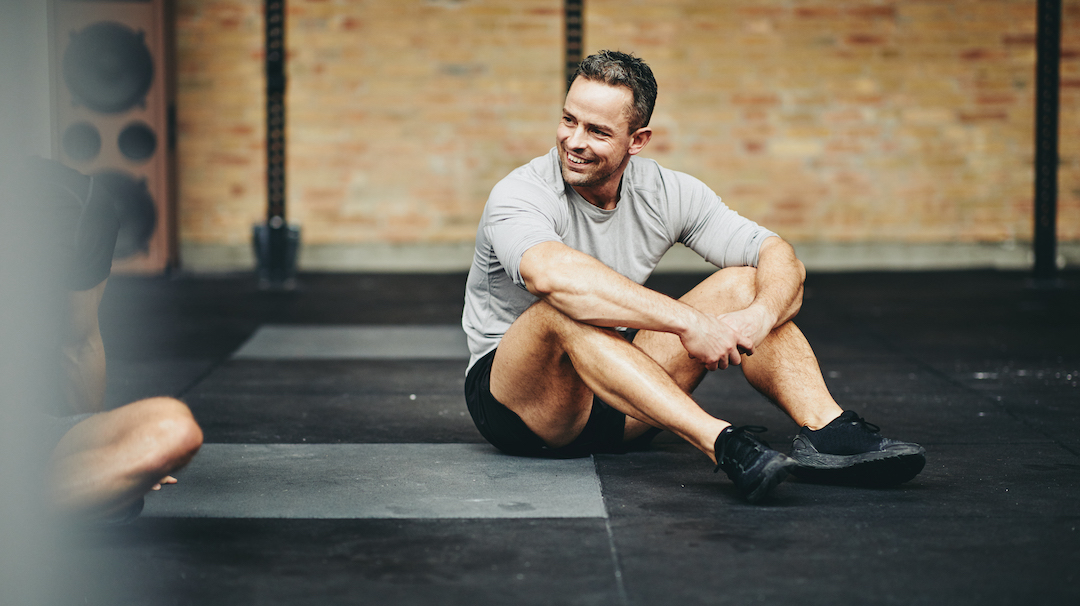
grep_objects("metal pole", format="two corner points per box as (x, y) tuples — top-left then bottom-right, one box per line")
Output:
(255, 0), (298, 289)
(1033, 0), (1061, 281)
(266, 0), (285, 225)
(565, 0), (583, 87)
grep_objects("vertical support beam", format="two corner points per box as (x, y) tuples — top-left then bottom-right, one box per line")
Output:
(256, 0), (298, 289)
(1034, 0), (1061, 281)
(266, 0), (285, 225)
(565, 0), (583, 87)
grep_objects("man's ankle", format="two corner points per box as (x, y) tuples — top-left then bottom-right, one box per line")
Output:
(704, 422), (732, 464)
(801, 407), (843, 431)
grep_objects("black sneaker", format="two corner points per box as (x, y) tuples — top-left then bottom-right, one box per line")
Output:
(790, 411), (926, 487)
(714, 426), (796, 504)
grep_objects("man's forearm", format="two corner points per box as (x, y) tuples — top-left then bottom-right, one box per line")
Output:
(520, 241), (700, 336)
(749, 237), (805, 329)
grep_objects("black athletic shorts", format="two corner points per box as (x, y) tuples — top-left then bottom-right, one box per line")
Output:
(464, 347), (661, 458)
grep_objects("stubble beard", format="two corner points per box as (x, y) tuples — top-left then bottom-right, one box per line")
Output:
(558, 146), (622, 190)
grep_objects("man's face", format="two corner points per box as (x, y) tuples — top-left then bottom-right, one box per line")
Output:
(556, 78), (639, 194)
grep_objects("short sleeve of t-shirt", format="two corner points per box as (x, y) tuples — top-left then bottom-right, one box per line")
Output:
(482, 176), (565, 288)
(663, 170), (776, 268)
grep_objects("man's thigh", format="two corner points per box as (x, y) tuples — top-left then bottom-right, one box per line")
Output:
(465, 348), (633, 457)
(488, 301), (601, 448)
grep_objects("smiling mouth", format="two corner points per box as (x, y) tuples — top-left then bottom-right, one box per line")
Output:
(566, 153), (591, 166)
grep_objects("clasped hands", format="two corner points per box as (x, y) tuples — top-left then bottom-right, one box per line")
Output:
(679, 305), (774, 371)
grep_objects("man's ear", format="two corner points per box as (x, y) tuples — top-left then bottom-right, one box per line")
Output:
(628, 127), (652, 156)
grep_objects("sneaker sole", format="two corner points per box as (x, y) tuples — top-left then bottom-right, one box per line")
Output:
(790, 439), (926, 488)
(743, 453), (798, 504)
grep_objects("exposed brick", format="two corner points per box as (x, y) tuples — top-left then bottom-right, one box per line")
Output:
(731, 93), (782, 106)
(960, 48), (999, 61)
(846, 34), (887, 46)
(976, 93), (1018, 105)
(957, 110), (1010, 123)
(795, 7), (840, 19)
(743, 140), (766, 154)
(848, 5), (897, 20)
(1002, 33), (1036, 45)
(173, 0), (1080, 251)
(736, 6), (785, 18)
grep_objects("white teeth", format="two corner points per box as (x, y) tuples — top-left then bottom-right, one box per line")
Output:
(568, 155), (588, 165)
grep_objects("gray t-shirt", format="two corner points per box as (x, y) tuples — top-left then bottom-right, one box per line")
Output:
(462, 147), (777, 373)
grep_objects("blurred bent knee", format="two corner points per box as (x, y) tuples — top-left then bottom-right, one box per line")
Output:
(129, 397), (203, 472)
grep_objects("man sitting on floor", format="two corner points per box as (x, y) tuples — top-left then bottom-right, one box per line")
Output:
(22, 158), (203, 522)
(461, 51), (924, 503)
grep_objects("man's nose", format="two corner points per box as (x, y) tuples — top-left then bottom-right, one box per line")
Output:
(565, 125), (586, 150)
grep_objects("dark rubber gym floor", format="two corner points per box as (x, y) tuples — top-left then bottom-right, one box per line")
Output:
(60, 269), (1080, 605)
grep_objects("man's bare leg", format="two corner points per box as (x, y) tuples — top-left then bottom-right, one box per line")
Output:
(633, 267), (843, 432)
(636, 267), (925, 486)
(490, 300), (730, 462)
(490, 265), (839, 459)
(489, 271), (809, 502)
(49, 397), (203, 519)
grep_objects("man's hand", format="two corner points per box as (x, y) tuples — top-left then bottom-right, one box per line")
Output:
(717, 304), (777, 354)
(679, 309), (754, 371)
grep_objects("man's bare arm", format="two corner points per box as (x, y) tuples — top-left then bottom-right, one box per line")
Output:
(519, 241), (748, 369)
(716, 236), (805, 351)
(61, 279), (108, 413)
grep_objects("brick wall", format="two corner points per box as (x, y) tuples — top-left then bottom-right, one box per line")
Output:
(286, 0), (562, 246)
(175, 0), (266, 248)
(175, 0), (1079, 270)
(588, 0), (1079, 246)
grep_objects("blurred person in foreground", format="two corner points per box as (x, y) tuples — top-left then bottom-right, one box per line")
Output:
(21, 157), (202, 523)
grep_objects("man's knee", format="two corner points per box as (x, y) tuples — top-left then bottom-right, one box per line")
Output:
(514, 298), (614, 344)
(686, 266), (758, 311)
(149, 397), (202, 463)
(723, 267), (758, 310)
(127, 397), (203, 472)
(520, 298), (571, 328)
(694, 263), (805, 321)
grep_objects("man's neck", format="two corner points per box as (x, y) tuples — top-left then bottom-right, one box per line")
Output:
(572, 180), (621, 210)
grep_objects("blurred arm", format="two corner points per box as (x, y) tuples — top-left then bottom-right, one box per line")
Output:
(60, 279), (108, 413)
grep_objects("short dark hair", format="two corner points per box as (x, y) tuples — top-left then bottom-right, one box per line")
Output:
(570, 50), (657, 132)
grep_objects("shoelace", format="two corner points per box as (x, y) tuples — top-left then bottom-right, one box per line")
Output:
(714, 425), (769, 473)
(847, 414), (881, 434)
